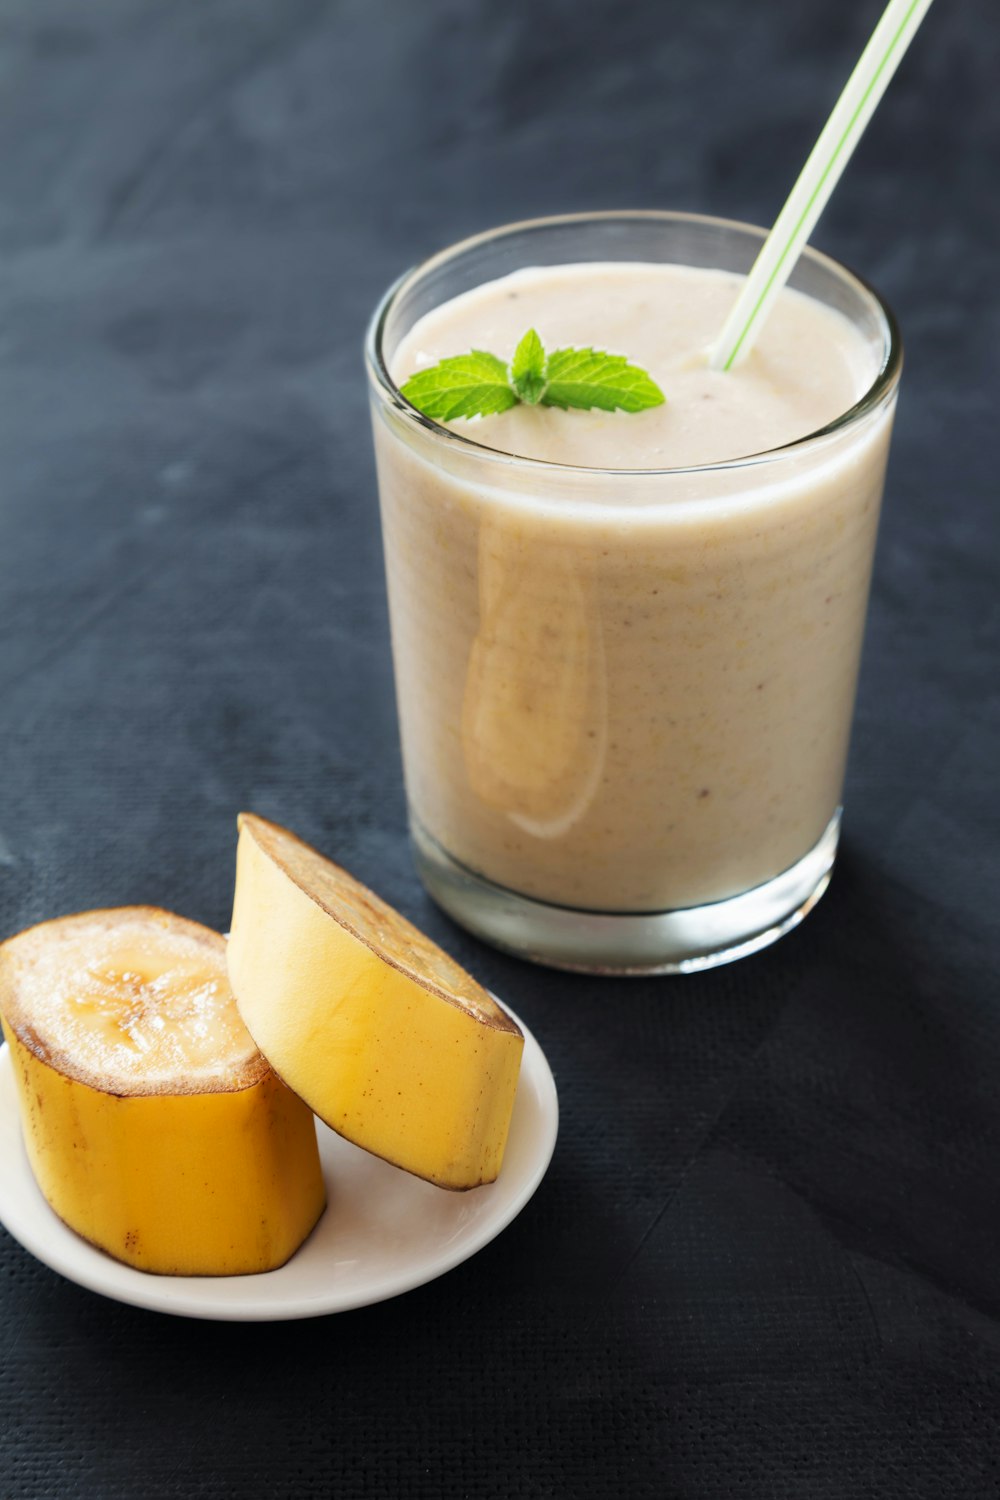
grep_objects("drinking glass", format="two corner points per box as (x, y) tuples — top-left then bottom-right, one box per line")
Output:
(366, 212), (900, 972)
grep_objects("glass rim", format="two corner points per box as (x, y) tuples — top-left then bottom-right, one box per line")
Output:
(364, 209), (903, 479)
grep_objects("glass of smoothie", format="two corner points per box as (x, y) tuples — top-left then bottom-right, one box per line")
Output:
(365, 212), (901, 973)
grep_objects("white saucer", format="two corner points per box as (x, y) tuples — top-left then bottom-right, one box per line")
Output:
(0, 1006), (558, 1321)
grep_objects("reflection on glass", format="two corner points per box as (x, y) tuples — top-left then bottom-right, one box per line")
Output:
(461, 522), (607, 840)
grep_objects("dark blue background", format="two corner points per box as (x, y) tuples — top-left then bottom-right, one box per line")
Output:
(1, 2), (998, 1495)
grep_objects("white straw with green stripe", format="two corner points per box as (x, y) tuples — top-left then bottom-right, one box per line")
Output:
(710, 0), (935, 372)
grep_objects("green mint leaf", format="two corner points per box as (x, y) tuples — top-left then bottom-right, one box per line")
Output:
(400, 350), (518, 421)
(509, 328), (547, 405)
(400, 333), (665, 421)
(541, 347), (665, 413)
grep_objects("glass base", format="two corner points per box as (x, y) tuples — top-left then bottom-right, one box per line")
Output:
(411, 812), (841, 975)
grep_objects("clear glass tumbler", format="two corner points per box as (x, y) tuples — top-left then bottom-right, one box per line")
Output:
(366, 212), (901, 973)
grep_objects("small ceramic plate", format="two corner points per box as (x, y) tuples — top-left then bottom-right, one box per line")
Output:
(0, 1005), (557, 1321)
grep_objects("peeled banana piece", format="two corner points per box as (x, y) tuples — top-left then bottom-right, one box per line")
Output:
(228, 814), (524, 1190)
(0, 908), (325, 1276)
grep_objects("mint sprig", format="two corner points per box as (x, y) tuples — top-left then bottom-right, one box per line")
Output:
(401, 328), (664, 421)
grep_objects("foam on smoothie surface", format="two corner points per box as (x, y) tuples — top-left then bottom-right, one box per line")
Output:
(391, 262), (879, 470)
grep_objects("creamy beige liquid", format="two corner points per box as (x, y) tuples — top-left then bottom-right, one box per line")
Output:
(375, 263), (893, 911)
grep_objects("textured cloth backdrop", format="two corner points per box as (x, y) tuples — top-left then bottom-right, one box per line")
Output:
(0, 1), (998, 1496)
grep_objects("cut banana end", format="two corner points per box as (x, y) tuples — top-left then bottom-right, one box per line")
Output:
(0, 908), (325, 1276)
(228, 814), (525, 1191)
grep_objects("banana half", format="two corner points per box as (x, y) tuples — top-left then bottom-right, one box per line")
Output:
(228, 814), (525, 1190)
(0, 908), (325, 1276)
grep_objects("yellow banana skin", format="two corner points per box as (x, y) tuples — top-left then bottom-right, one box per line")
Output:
(228, 815), (524, 1191)
(3, 1018), (326, 1277)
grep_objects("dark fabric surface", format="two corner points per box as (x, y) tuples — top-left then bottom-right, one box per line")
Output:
(1, 1), (998, 1496)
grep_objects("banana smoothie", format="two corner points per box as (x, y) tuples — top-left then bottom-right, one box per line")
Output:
(368, 231), (897, 938)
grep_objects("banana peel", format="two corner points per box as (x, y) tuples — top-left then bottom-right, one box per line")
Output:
(228, 814), (524, 1190)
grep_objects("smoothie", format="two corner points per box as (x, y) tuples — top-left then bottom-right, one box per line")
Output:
(371, 253), (895, 917)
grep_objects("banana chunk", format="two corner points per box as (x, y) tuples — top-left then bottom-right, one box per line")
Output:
(228, 814), (524, 1190)
(0, 908), (325, 1276)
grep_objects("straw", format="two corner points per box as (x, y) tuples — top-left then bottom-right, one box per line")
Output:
(709, 0), (936, 372)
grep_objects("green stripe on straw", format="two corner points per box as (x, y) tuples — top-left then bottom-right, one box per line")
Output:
(710, 0), (936, 372)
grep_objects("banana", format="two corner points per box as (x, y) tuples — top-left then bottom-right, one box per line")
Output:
(227, 814), (524, 1190)
(0, 908), (325, 1276)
